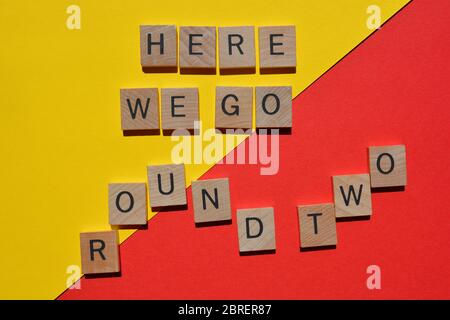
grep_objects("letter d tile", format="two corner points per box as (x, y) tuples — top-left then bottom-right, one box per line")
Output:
(237, 207), (276, 253)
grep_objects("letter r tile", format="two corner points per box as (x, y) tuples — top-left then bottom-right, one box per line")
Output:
(218, 26), (256, 73)
(80, 231), (120, 275)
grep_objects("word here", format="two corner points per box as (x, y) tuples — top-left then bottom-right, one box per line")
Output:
(140, 25), (296, 74)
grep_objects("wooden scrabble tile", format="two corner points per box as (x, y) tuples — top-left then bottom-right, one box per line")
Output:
(259, 26), (296, 73)
(255, 86), (292, 128)
(369, 145), (407, 188)
(80, 230), (120, 274)
(108, 183), (147, 226)
(332, 174), (372, 218)
(215, 86), (253, 129)
(161, 88), (199, 131)
(237, 207), (276, 253)
(140, 25), (177, 70)
(147, 164), (187, 207)
(297, 203), (337, 248)
(179, 26), (216, 71)
(192, 178), (231, 224)
(120, 88), (159, 131)
(218, 26), (256, 72)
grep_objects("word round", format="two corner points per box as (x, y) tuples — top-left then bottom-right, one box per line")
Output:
(80, 145), (407, 274)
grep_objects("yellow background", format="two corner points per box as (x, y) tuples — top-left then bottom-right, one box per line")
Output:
(0, 0), (408, 299)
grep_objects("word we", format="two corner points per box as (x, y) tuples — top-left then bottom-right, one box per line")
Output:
(140, 25), (296, 74)
(79, 145), (407, 274)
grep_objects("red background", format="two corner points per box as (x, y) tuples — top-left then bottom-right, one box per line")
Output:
(61, 0), (450, 299)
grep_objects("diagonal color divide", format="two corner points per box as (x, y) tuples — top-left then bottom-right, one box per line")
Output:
(0, 0), (409, 299)
(61, 0), (450, 298)
(62, 1), (414, 299)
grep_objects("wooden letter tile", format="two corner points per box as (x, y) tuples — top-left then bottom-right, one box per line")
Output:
(237, 207), (276, 253)
(80, 230), (120, 274)
(120, 88), (159, 132)
(332, 174), (372, 218)
(179, 26), (216, 72)
(298, 203), (337, 249)
(109, 183), (147, 226)
(255, 86), (292, 128)
(140, 25), (177, 71)
(147, 164), (187, 208)
(259, 26), (296, 73)
(161, 88), (199, 132)
(215, 86), (253, 129)
(192, 178), (231, 224)
(218, 26), (255, 73)
(369, 145), (407, 188)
